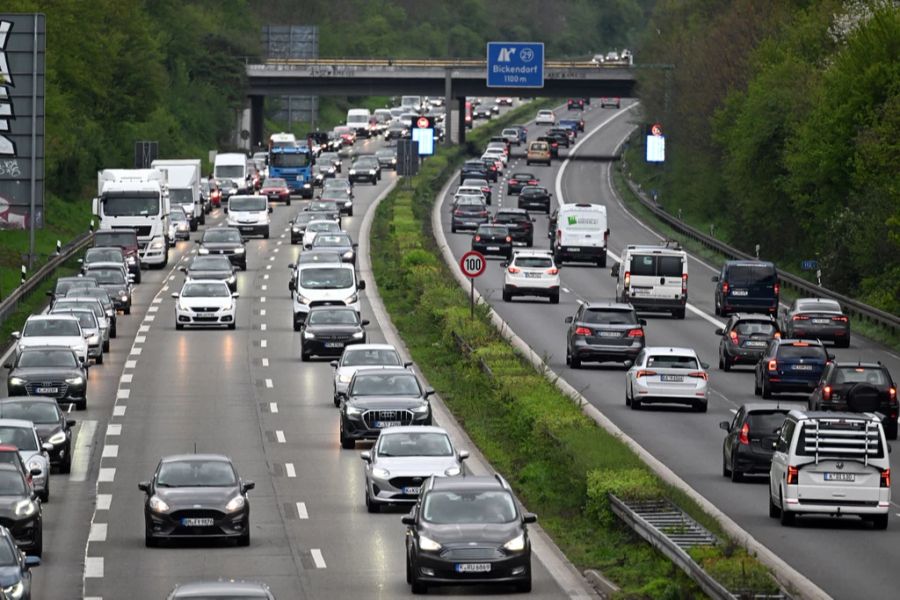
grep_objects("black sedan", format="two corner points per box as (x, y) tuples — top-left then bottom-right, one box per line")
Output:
(83, 265), (133, 314)
(305, 200), (342, 225)
(716, 314), (780, 371)
(506, 173), (538, 196)
(375, 148), (397, 170)
(478, 158), (499, 182)
(300, 306), (369, 361)
(339, 369), (433, 448)
(450, 198), (490, 233)
(460, 161), (489, 185)
(720, 404), (789, 482)
(6, 347), (88, 411)
(0, 526), (40, 598)
(139, 454), (254, 547)
(493, 209), (535, 246)
(180, 256), (237, 292)
(385, 122), (409, 140)
(545, 130), (570, 149)
(471, 225), (513, 259)
(349, 157), (381, 184)
(197, 228), (246, 271)
(565, 302), (646, 368)
(779, 298), (850, 347)
(0, 464), (43, 557)
(518, 186), (552, 214)
(403, 475), (535, 594)
(310, 232), (357, 265)
(808, 361), (898, 439)
(322, 188), (354, 216)
(0, 399), (75, 474)
(289, 212), (318, 245)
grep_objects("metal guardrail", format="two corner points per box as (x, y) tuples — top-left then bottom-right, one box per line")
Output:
(610, 495), (787, 600)
(255, 57), (630, 69)
(620, 165), (900, 336)
(0, 230), (93, 329)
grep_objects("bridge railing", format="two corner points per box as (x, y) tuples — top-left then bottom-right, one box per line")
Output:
(248, 57), (630, 69)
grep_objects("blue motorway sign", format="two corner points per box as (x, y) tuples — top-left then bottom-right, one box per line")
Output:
(801, 260), (818, 271)
(486, 42), (544, 88)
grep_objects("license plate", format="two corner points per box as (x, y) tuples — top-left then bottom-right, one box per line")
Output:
(568, 247), (580, 252)
(181, 518), (214, 527)
(402, 486), (421, 495)
(812, 318), (830, 324)
(456, 563), (491, 573)
(824, 472), (855, 482)
(660, 375), (684, 382)
(598, 331), (620, 337)
(630, 288), (649, 295)
(324, 342), (344, 348)
(487, 246), (500, 251)
(375, 421), (401, 428)
(793, 365), (813, 370)
(35, 387), (58, 394)
(731, 289), (749, 296)
(196, 313), (216, 318)
(524, 272), (541, 278)
(746, 341), (767, 347)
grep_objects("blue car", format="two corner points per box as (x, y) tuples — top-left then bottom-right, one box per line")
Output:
(558, 119), (581, 135)
(755, 339), (830, 398)
(0, 526), (40, 599)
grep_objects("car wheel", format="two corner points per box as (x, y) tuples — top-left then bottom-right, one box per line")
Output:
(722, 354), (731, 372)
(631, 394), (642, 410)
(176, 323), (184, 330)
(730, 457), (743, 482)
(761, 379), (773, 399)
(77, 398), (87, 411)
(722, 454), (730, 478)
(695, 401), (708, 413)
(838, 337), (850, 348)
(872, 514), (889, 530)
(885, 420), (898, 441)
(111, 324), (117, 338)
(550, 293), (559, 304)
(502, 289), (512, 302)
(103, 340), (110, 352)
(596, 254), (607, 268)
(32, 527), (43, 558)
(340, 427), (355, 449)
(61, 451), (72, 475)
(237, 530), (250, 546)
(264, 231), (270, 240)
(286, 198), (291, 206)
(673, 308), (685, 319)
(411, 570), (427, 595)
(768, 491), (781, 518)
(39, 484), (49, 503)
(515, 571), (532, 593)
(134, 271), (142, 284)
(96, 352), (103, 365)
(145, 527), (158, 548)
(365, 488), (380, 513)
(124, 305), (131, 315)
(451, 224), (457, 233)
(625, 383), (632, 406)
(406, 554), (413, 584)
(228, 323), (236, 330)
(779, 493), (795, 526)
(293, 319), (302, 332)
(754, 374), (761, 396)
(570, 354), (581, 369)
(200, 212), (206, 225)
(301, 351), (310, 362)
(241, 263), (247, 271)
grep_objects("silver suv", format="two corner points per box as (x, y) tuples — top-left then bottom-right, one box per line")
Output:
(769, 410), (891, 529)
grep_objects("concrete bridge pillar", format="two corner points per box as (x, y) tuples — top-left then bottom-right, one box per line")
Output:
(250, 95), (265, 149)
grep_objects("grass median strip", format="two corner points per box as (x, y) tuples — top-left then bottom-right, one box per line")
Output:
(371, 102), (783, 596)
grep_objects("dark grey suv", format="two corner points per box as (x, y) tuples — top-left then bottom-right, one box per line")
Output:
(565, 302), (646, 369)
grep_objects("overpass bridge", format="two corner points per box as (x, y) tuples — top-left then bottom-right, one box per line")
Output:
(244, 58), (636, 146)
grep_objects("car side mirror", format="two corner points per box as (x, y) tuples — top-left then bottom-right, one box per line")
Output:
(83, 332), (92, 339)
(223, 207), (228, 213)
(719, 421), (730, 431)
(232, 292), (240, 298)
(623, 360), (634, 369)
(360, 451), (372, 463)
(288, 263), (295, 270)
(522, 512), (538, 524)
(639, 319), (647, 326)
(29, 467), (42, 477)
(352, 243), (359, 248)
(2, 360), (11, 369)
(330, 360), (339, 368)
(66, 419), (76, 428)
(242, 481), (255, 493)
(46, 290), (54, 297)
(304, 244), (312, 250)
(401, 515), (415, 526)
(711, 275), (719, 282)
(138, 481), (150, 493)
(715, 328), (724, 336)
(564, 316), (573, 323)
(179, 266), (186, 272)
(24, 555), (40, 568)
(826, 352), (834, 360)
(403, 361), (414, 368)
(171, 292), (180, 298)
(458, 450), (469, 461)
(361, 319), (370, 327)
(424, 389), (435, 398)
(357, 280), (366, 290)
(268, 206), (273, 213)
(700, 362), (710, 370)
(610, 264), (619, 277)
(500, 262), (508, 268)
(10, 332), (20, 339)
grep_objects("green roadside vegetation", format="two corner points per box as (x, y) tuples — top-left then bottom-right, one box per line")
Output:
(371, 101), (780, 597)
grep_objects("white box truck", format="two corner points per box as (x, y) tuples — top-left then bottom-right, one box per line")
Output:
(151, 159), (203, 230)
(93, 169), (170, 268)
(214, 153), (250, 191)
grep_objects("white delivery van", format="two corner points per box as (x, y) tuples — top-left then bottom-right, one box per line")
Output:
(346, 109), (373, 138)
(552, 203), (609, 267)
(214, 153), (249, 190)
(226, 194), (271, 239)
(287, 262), (364, 330)
(612, 243), (688, 319)
(400, 96), (422, 114)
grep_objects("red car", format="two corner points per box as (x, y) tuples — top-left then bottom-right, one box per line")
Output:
(260, 177), (291, 205)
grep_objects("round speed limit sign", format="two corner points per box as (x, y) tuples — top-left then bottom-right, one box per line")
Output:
(459, 250), (486, 278)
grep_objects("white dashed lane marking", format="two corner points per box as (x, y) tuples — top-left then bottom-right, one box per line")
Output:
(113, 406), (126, 417)
(106, 424), (121, 436)
(261, 339), (268, 348)
(88, 523), (107, 542)
(102, 445), (118, 458)
(265, 379), (273, 389)
(275, 430), (286, 443)
(96, 494), (112, 510)
(98, 468), (116, 482)
(269, 402), (278, 413)
(285, 463), (296, 478)
(262, 358), (269, 367)
(84, 557), (104, 578)
(311, 549), (327, 569)
(296, 502), (308, 519)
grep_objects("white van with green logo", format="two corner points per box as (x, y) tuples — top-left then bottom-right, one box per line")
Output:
(553, 203), (609, 267)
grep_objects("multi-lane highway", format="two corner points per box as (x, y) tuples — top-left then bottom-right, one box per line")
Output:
(437, 99), (900, 599)
(0, 107), (596, 599)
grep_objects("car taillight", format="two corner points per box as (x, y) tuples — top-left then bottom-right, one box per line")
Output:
(729, 330), (739, 344)
(508, 266), (521, 274)
(682, 273), (688, 294)
(890, 387), (897, 401)
(636, 370), (656, 378)
(479, 211), (489, 217)
(773, 331), (781, 339)
(722, 281), (730, 295)
(510, 179), (518, 185)
(545, 267), (558, 275)
(528, 180), (538, 185)
(832, 316), (848, 322)
(882, 469), (892, 487)
(482, 187), (490, 194)
(574, 327), (591, 336)
(505, 236), (512, 243)
(774, 282), (780, 296)
(687, 371), (708, 380)
(454, 209), (463, 216)
(624, 271), (631, 288)
(792, 315), (809, 321)
(739, 423), (750, 446)
(787, 466), (799, 485)
(474, 235), (481, 242)
(823, 385), (832, 401)
(626, 328), (644, 338)
(767, 359), (778, 371)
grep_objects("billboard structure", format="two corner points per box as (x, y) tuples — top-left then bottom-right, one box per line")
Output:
(645, 122), (665, 163)
(0, 14), (45, 231)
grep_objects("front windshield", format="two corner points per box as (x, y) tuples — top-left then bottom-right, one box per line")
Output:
(85, 248), (123, 263)
(354, 159), (378, 169)
(0, 402), (59, 424)
(23, 319), (80, 337)
(298, 268), (353, 289)
(312, 234), (352, 248)
(17, 349), (78, 368)
(65, 289), (111, 306)
(377, 432), (452, 457)
(170, 189), (193, 205)
(190, 257), (231, 271)
(214, 165), (244, 178)
(229, 197), (267, 212)
(87, 268), (125, 285)
(157, 460), (237, 487)
(0, 470), (26, 496)
(307, 309), (359, 325)
(203, 230), (242, 243)
(102, 195), (160, 217)
(422, 490), (517, 524)
(299, 251), (342, 264)
(375, 150), (395, 158)
(182, 283), (230, 298)
(324, 180), (350, 190)
(350, 373), (421, 396)
(293, 213), (315, 225)
(271, 152), (310, 168)
(342, 348), (401, 367)
(0, 426), (37, 451)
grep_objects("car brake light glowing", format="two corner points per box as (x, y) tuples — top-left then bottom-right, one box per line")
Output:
(823, 385), (832, 401)
(687, 371), (708, 380)
(507, 266), (521, 274)
(793, 315), (809, 320)
(474, 235), (481, 242)
(636, 370), (656, 378)
(739, 422), (750, 445)
(787, 466), (798, 485)
(681, 273), (687, 294)
(729, 330), (739, 344)
(774, 282), (780, 296)
(792, 342), (810, 346)
(546, 267), (558, 275)
(505, 236), (512, 243)
(722, 281), (730, 294)
(626, 328), (644, 338)
(890, 387), (897, 401)
(624, 271), (631, 288)
(832, 316), (848, 322)
(882, 469), (891, 488)
(574, 327), (591, 336)
(767, 359), (777, 371)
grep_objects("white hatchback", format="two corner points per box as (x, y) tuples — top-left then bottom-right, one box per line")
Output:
(13, 314), (88, 364)
(303, 219), (342, 250)
(502, 250), (560, 304)
(625, 347), (709, 412)
(172, 280), (238, 330)
(535, 110), (556, 125)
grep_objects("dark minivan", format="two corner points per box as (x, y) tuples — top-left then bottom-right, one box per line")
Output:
(713, 261), (778, 317)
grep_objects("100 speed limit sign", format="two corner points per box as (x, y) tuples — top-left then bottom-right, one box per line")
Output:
(459, 250), (486, 278)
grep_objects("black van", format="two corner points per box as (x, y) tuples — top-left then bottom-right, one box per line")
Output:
(712, 261), (778, 316)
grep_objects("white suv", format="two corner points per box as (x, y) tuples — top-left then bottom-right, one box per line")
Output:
(502, 250), (560, 303)
(769, 411), (891, 529)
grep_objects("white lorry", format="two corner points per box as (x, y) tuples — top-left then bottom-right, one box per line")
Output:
(93, 169), (170, 268)
(151, 159), (203, 231)
(214, 153), (250, 191)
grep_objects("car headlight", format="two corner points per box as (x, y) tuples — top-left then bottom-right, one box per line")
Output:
(8, 377), (25, 386)
(26, 458), (42, 473)
(444, 466), (462, 477)
(224, 495), (246, 513)
(391, 158), (397, 164)
(372, 467), (390, 479)
(419, 535), (442, 551)
(411, 404), (429, 414)
(503, 533), (526, 552)
(226, 275), (236, 284)
(303, 331), (316, 339)
(198, 247), (210, 255)
(303, 183), (311, 188)
(297, 294), (312, 305)
(65, 376), (84, 385)
(4, 580), (24, 600)
(292, 227), (301, 232)
(342, 251), (354, 259)
(369, 169), (376, 175)
(148, 495), (170, 513)
(13, 499), (36, 518)
(48, 431), (67, 445)
(351, 331), (364, 339)
(346, 293), (358, 304)
(338, 373), (352, 383)
(344, 200), (352, 207)
(149, 238), (164, 250)
(345, 404), (363, 416)
(233, 247), (245, 254)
